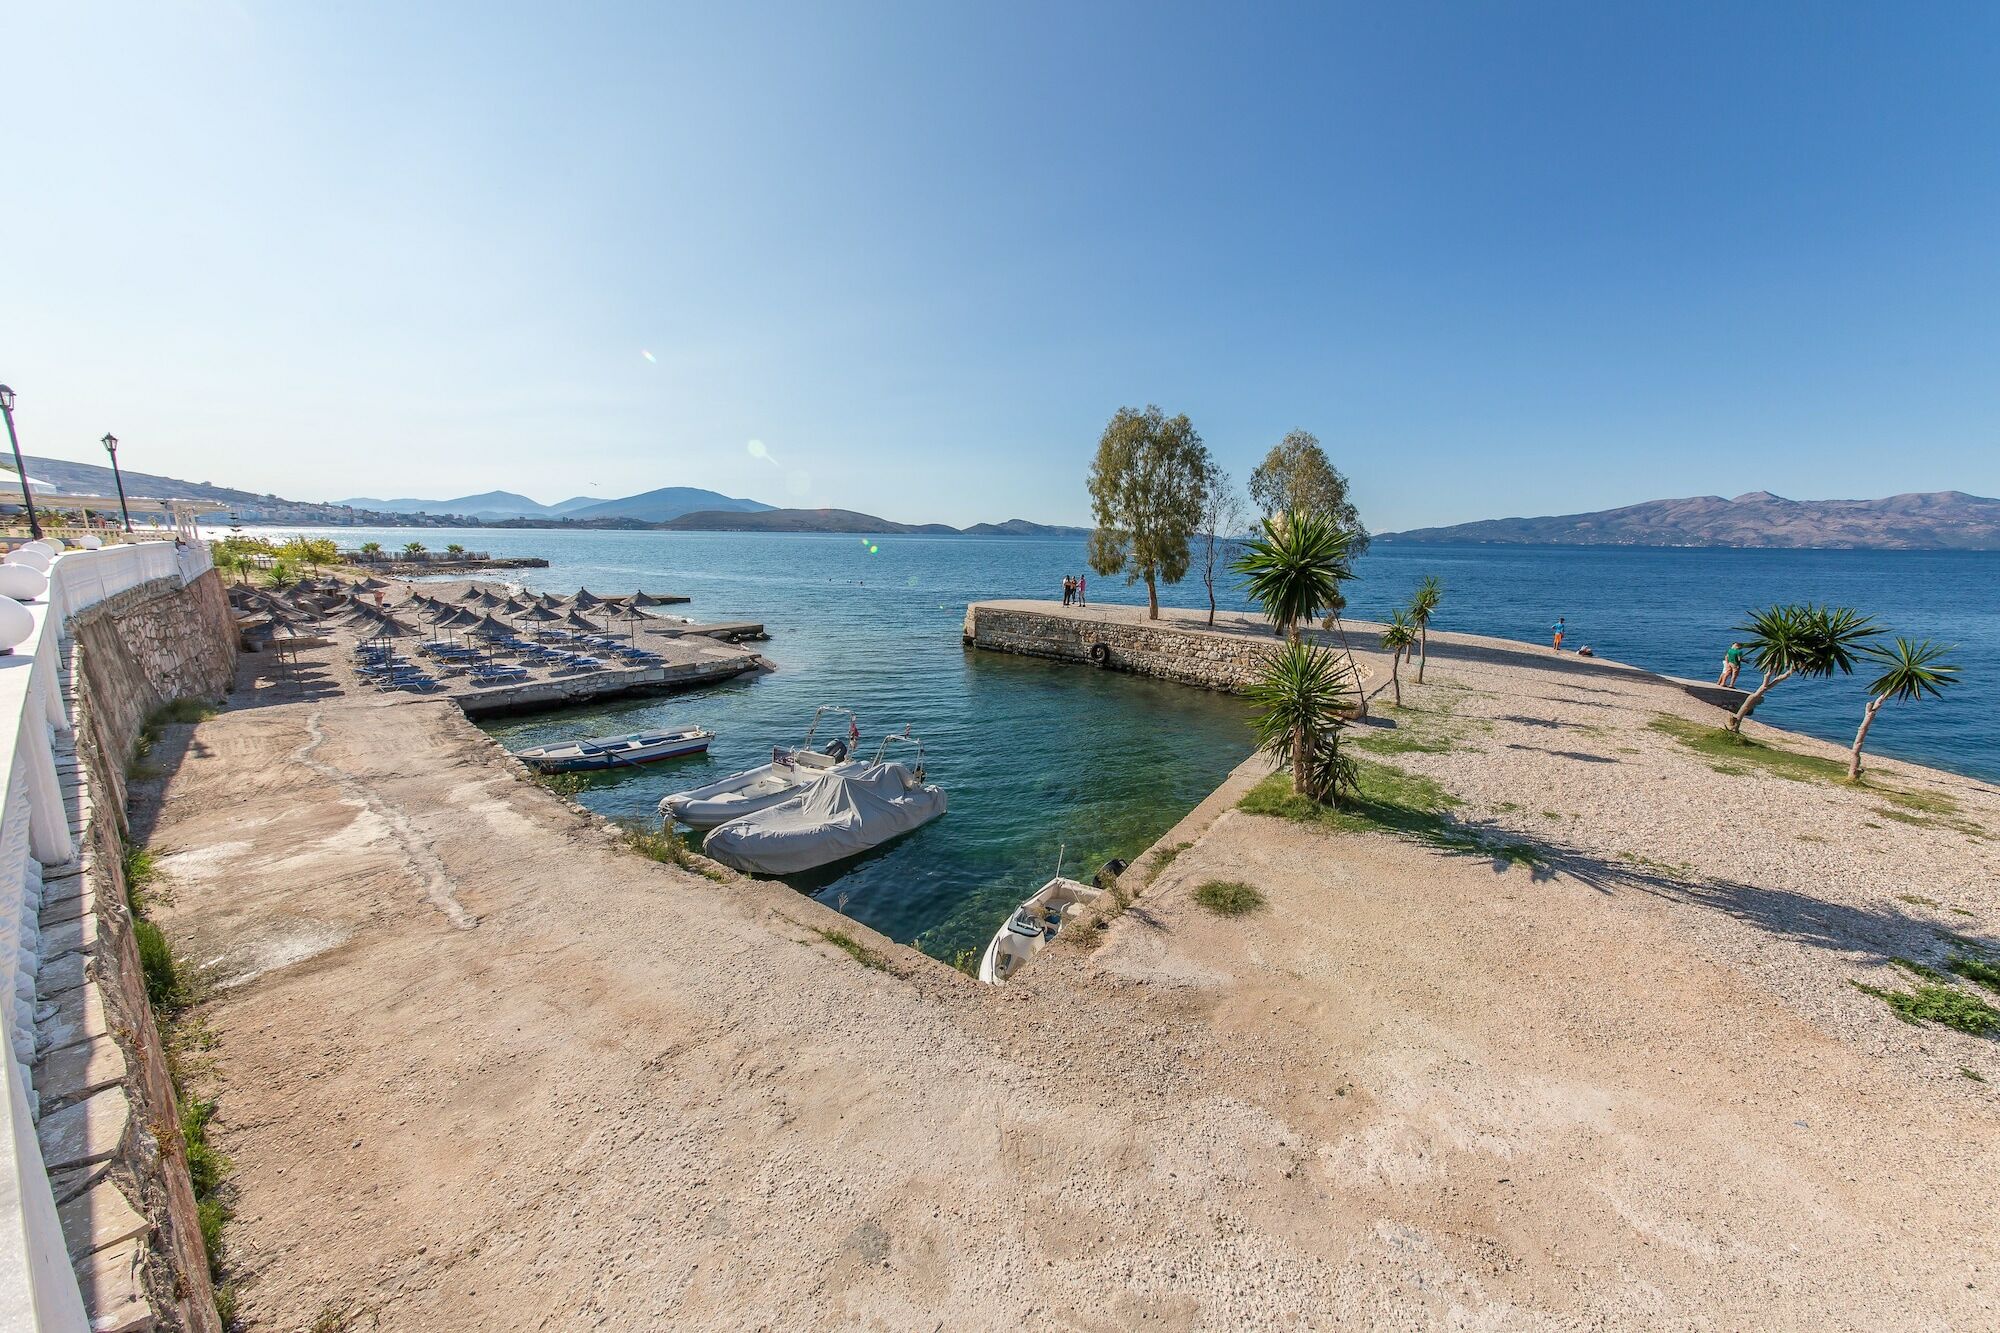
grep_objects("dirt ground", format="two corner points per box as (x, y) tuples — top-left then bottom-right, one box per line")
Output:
(139, 629), (1999, 1330)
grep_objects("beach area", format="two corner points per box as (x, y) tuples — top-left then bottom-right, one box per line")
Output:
(133, 606), (1998, 1328)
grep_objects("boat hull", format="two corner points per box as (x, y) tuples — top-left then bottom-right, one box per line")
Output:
(516, 729), (713, 774)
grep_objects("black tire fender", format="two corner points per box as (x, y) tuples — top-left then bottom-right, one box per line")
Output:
(1089, 642), (1110, 667)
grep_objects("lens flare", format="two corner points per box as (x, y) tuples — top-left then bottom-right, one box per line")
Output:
(641, 350), (656, 363)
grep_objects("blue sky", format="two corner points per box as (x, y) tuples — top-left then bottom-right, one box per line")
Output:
(4, 2), (1996, 528)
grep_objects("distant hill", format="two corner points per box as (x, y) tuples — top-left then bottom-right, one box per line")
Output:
(340, 486), (773, 523)
(18, 454), (263, 504)
(664, 508), (954, 534)
(1379, 491), (2000, 550)
(564, 487), (772, 523)
(961, 518), (1092, 537)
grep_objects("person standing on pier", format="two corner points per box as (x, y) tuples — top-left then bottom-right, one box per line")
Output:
(1077, 573), (1087, 607)
(1062, 575), (1074, 606)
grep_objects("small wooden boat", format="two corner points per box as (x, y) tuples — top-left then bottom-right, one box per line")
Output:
(515, 726), (714, 773)
(978, 870), (1103, 985)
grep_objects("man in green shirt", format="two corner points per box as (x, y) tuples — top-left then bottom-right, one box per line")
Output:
(1718, 642), (1744, 688)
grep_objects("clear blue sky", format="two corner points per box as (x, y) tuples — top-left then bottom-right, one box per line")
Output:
(4, 2), (1996, 528)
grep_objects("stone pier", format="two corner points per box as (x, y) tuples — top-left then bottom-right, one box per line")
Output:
(962, 600), (1315, 693)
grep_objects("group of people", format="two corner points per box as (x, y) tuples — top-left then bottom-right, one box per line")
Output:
(1060, 574), (1088, 606)
(1552, 614), (1746, 686)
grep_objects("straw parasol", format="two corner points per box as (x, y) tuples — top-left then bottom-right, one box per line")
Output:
(561, 609), (606, 633)
(569, 588), (606, 610)
(627, 590), (676, 607)
(469, 614), (516, 640)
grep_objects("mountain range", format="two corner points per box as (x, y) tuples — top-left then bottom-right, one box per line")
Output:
(1378, 491), (2000, 550)
(338, 487), (773, 523)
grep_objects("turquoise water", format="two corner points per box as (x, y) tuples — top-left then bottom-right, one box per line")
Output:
(252, 527), (1999, 959)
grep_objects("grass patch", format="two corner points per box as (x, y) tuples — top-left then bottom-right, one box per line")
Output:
(1896, 893), (1940, 908)
(1147, 841), (1190, 882)
(1853, 980), (2000, 1036)
(1964, 1067), (1988, 1083)
(811, 927), (887, 971)
(1891, 956), (1945, 982)
(626, 829), (729, 883)
(1192, 880), (1265, 916)
(1948, 956), (2000, 995)
(1352, 700), (1491, 756)
(1650, 715), (1849, 783)
(122, 844), (164, 914)
(135, 920), (192, 1014)
(1239, 762), (1543, 869)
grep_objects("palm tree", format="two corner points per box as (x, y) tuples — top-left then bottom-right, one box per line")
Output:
(446, 543), (467, 557)
(1849, 638), (1958, 780)
(1247, 640), (1358, 802)
(1726, 603), (1879, 733)
(1231, 509), (1354, 643)
(1409, 575), (1442, 683)
(1379, 610), (1418, 707)
(359, 541), (383, 557)
(403, 541), (427, 558)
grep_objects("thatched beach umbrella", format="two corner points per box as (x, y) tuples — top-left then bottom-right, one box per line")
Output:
(470, 614), (515, 640)
(629, 591), (679, 607)
(367, 615), (416, 641)
(353, 577), (389, 592)
(561, 609), (605, 633)
(515, 604), (564, 638)
(569, 588), (606, 610)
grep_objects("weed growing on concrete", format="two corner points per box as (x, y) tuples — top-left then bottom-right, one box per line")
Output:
(534, 770), (589, 799)
(950, 948), (980, 977)
(1193, 880), (1265, 916)
(1239, 762), (1543, 869)
(121, 844), (163, 913)
(1147, 841), (1190, 882)
(135, 921), (191, 1014)
(626, 829), (729, 883)
(1964, 1067), (1988, 1083)
(1897, 893), (1940, 908)
(812, 927), (887, 971)
(1852, 979), (2000, 1036)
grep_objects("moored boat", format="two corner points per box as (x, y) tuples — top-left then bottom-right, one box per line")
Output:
(700, 758), (947, 875)
(515, 725), (714, 773)
(977, 871), (1103, 985)
(659, 705), (863, 830)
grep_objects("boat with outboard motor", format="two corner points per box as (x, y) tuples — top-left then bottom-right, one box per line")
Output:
(659, 706), (864, 830)
(514, 725), (714, 773)
(700, 730), (944, 874)
(977, 849), (1104, 984)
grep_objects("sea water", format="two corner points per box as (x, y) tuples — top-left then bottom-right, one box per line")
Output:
(253, 528), (1999, 959)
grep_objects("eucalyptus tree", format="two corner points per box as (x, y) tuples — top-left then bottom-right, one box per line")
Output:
(1247, 429), (1369, 554)
(1232, 509), (1355, 643)
(1849, 638), (1959, 780)
(1379, 610), (1418, 707)
(1247, 639), (1359, 803)
(1408, 575), (1442, 682)
(1194, 465), (1247, 628)
(1726, 603), (1879, 733)
(1085, 405), (1211, 619)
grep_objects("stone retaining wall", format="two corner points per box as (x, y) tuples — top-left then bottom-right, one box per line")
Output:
(962, 604), (1275, 693)
(41, 571), (237, 1331)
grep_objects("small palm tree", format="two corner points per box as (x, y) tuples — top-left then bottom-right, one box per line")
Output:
(359, 541), (383, 557)
(1247, 640), (1358, 802)
(1849, 638), (1958, 780)
(1379, 610), (1418, 707)
(403, 541), (427, 557)
(1408, 574), (1442, 683)
(1231, 509), (1354, 643)
(446, 543), (466, 557)
(1725, 603), (1878, 733)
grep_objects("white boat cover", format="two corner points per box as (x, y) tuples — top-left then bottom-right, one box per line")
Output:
(702, 763), (946, 874)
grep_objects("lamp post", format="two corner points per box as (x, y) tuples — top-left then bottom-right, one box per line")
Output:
(0, 384), (43, 540)
(101, 433), (132, 533)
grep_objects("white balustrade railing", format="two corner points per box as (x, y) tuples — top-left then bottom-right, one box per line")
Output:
(0, 540), (209, 1330)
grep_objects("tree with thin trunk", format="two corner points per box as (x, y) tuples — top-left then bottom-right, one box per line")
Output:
(1408, 575), (1442, 682)
(1247, 429), (1370, 555)
(1195, 465), (1247, 628)
(1232, 509), (1355, 644)
(1247, 639), (1359, 802)
(1848, 638), (1958, 780)
(1379, 610), (1418, 707)
(1726, 603), (1879, 733)
(1085, 405), (1211, 620)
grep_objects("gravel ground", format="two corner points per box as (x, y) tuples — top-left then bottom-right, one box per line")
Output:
(132, 622), (1997, 1329)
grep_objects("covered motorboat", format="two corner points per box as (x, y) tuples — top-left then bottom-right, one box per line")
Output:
(515, 726), (714, 774)
(978, 875), (1104, 985)
(659, 706), (862, 830)
(701, 762), (946, 875)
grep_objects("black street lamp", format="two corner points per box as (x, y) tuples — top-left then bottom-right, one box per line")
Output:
(101, 433), (132, 532)
(0, 384), (43, 540)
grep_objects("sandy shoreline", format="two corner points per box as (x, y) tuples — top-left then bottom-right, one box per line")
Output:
(134, 613), (1997, 1328)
